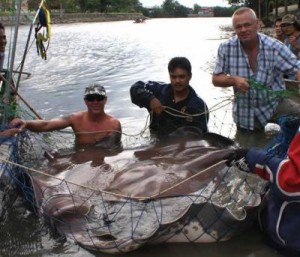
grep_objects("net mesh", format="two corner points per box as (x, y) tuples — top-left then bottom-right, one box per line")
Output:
(0, 83), (299, 253)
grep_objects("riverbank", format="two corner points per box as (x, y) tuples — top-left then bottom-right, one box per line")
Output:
(1, 4), (298, 27)
(0, 12), (145, 26)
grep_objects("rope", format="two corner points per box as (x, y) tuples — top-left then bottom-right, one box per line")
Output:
(150, 96), (233, 119)
(27, 96), (233, 139)
(149, 160), (227, 199)
(163, 106), (207, 118)
(0, 156), (226, 202)
(248, 78), (299, 98)
(208, 96), (234, 113)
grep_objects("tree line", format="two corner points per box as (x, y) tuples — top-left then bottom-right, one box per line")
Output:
(0, 0), (299, 18)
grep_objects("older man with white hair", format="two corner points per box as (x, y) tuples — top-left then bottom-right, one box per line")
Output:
(212, 7), (300, 132)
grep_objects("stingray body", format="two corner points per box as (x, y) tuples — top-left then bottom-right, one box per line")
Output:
(18, 132), (267, 254)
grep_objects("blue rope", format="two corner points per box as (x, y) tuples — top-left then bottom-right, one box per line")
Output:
(264, 116), (299, 159)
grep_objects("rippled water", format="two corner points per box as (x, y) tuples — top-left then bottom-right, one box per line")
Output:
(1, 18), (282, 257)
(11, 18), (237, 136)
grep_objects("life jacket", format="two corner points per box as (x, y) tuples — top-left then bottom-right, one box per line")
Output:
(35, 2), (51, 60)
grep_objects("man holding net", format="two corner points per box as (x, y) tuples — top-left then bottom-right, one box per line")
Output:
(212, 7), (300, 132)
(130, 57), (209, 138)
(226, 120), (300, 257)
(10, 83), (122, 146)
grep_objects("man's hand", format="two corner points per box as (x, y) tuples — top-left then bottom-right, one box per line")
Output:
(285, 117), (300, 129)
(150, 98), (164, 114)
(223, 148), (249, 166)
(0, 128), (21, 137)
(232, 76), (250, 92)
(288, 35), (300, 49)
(9, 118), (26, 131)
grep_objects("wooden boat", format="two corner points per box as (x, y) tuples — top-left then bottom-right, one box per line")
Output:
(134, 17), (146, 23)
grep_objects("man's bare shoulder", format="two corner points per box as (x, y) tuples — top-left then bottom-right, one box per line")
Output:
(106, 114), (121, 129)
(106, 114), (120, 122)
(69, 111), (87, 120)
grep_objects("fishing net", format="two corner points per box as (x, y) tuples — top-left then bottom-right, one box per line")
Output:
(0, 99), (268, 254)
(2, 129), (268, 253)
(264, 116), (299, 159)
(0, 79), (299, 253)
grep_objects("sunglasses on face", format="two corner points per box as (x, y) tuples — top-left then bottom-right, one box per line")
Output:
(281, 23), (293, 28)
(85, 95), (106, 102)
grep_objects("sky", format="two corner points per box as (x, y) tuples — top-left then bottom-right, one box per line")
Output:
(139, 0), (230, 8)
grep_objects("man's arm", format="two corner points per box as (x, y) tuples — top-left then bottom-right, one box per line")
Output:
(246, 132), (300, 197)
(296, 69), (300, 81)
(130, 81), (164, 114)
(212, 73), (250, 92)
(0, 128), (20, 137)
(114, 120), (122, 142)
(10, 115), (72, 132)
(130, 81), (155, 108)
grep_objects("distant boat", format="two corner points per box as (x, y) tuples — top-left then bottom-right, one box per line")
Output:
(134, 17), (146, 23)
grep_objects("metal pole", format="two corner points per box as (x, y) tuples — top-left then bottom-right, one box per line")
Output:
(3, 0), (22, 124)
(258, 0), (261, 20)
(16, 0), (45, 91)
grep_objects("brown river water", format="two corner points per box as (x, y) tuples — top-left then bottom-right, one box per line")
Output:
(0, 17), (283, 257)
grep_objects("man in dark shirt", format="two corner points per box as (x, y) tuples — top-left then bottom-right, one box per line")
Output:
(130, 57), (209, 138)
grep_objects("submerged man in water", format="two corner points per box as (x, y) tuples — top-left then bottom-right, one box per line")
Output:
(10, 83), (122, 146)
(130, 57), (209, 138)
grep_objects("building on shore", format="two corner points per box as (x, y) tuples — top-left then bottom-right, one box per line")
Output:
(187, 7), (214, 18)
(197, 7), (214, 17)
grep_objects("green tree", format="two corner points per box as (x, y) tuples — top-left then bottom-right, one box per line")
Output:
(76, 0), (86, 12)
(173, 5), (189, 16)
(149, 7), (164, 18)
(61, 0), (80, 12)
(162, 0), (177, 16)
(214, 6), (236, 16)
(28, 0), (42, 11)
(193, 4), (201, 14)
(86, 0), (99, 12)
(161, 0), (189, 17)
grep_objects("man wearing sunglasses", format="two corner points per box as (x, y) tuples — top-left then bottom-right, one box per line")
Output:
(10, 83), (122, 146)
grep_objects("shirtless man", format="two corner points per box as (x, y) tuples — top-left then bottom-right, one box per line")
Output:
(10, 83), (122, 145)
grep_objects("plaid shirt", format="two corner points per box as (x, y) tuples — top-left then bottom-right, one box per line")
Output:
(214, 33), (300, 130)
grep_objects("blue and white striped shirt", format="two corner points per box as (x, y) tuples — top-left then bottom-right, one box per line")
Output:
(214, 33), (300, 130)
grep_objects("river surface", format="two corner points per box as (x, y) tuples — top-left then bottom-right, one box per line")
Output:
(0, 18), (282, 257)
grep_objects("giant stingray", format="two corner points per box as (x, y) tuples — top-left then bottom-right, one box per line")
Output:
(18, 130), (268, 254)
